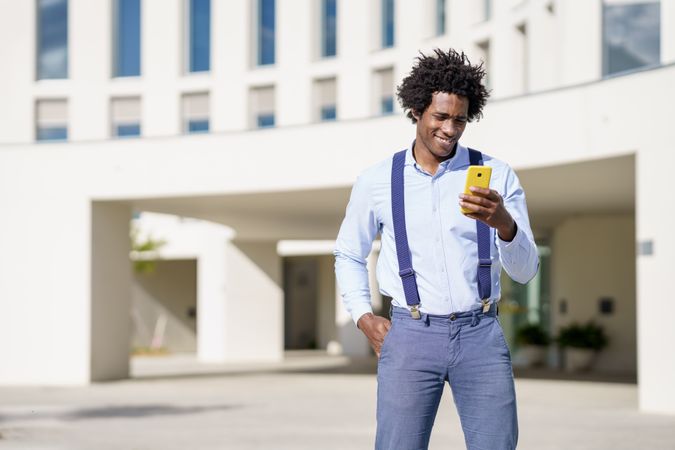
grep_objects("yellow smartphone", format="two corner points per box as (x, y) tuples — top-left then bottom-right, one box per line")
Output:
(461, 165), (492, 214)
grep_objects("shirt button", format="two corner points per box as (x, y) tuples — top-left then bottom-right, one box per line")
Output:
(441, 267), (445, 272)
(432, 207), (437, 212)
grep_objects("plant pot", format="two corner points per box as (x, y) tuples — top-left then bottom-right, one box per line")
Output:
(564, 347), (596, 372)
(519, 345), (547, 367)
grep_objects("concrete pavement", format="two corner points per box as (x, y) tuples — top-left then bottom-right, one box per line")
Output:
(0, 356), (673, 449)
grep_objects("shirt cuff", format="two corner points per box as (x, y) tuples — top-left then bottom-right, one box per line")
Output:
(497, 221), (523, 250)
(350, 303), (374, 326)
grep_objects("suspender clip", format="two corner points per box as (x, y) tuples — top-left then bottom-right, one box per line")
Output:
(481, 299), (491, 313)
(410, 304), (421, 320)
(478, 258), (492, 268)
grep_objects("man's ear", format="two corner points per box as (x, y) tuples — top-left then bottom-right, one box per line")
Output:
(412, 109), (421, 121)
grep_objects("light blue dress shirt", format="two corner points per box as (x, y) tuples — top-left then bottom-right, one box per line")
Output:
(334, 142), (539, 325)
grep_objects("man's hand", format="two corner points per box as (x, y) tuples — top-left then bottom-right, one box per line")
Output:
(459, 186), (517, 241)
(357, 313), (392, 358)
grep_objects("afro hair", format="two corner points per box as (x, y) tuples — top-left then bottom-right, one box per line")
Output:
(397, 48), (490, 123)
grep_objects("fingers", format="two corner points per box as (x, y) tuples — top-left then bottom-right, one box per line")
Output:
(468, 186), (502, 202)
(383, 320), (391, 332)
(469, 186), (498, 197)
(459, 188), (503, 219)
(459, 199), (490, 216)
(374, 322), (391, 358)
(459, 193), (492, 208)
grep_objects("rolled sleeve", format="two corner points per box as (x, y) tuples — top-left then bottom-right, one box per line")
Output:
(496, 167), (539, 284)
(334, 173), (380, 325)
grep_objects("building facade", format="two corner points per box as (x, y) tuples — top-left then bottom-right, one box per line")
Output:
(0, 0), (674, 414)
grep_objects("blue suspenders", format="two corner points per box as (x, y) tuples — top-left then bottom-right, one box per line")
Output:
(390, 147), (492, 319)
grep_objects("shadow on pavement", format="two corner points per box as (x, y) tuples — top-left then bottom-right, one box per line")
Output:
(0, 403), (242, 423)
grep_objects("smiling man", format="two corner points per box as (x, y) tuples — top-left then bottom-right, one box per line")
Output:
(334, 49), (539, 449)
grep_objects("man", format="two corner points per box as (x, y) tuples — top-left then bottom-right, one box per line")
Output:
(334, 49), (539, 450)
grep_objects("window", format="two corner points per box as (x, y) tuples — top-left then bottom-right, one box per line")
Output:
(111, 97), (141, 137)
(37, 0), (68, 79)
(483, 0), (492, 21)
(113, 0), (141, 77)
(321, 0), (337, 57)
(250, 86), (275, 128)
(381, 0), (394, 48)
(36, 99), (68, 141)
(603, 0), (660, 76)
(314, 78), (337, 122)
(476, 40), (491, 89)
(256, 0), (276, 65)
(188, 0), (210, 72)
(375, 68), (394, 115)
(182, 93), (209, 133)
(436, 0), (446, 36)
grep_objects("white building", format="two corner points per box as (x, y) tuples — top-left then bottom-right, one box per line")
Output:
(1, 0), (674, 415)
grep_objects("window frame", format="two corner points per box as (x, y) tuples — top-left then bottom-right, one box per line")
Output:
(35, 99), (68, 142)
(110, 97), (142, 138)
(381, 0), (395, 49)
(601, 0), (661, 78)
(255, 0), (276, 66)
(186, 0), (211, 73)
(181, 92), (210, 134)
(36, 0), (69, 80)
(320, 0), (337, 58)
(112, 0), (142, 78)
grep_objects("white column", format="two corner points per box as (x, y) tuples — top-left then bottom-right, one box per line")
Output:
(90, 202), (133, 381)
(198, 239), (284, 363)
(196, 233), (230, 361)
(227, 241), (284, 361)
(637, 148), (675, 414)
(0, 195), (130, 385)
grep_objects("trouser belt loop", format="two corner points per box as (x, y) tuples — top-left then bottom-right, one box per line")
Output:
(470, 309), (481, 327)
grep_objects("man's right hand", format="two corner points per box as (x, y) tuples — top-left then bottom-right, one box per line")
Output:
(357, 313), (392, 358)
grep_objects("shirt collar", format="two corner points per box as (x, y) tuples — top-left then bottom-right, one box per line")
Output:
(405, 139), (471, 173)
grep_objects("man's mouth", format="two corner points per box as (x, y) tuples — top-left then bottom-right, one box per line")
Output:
(434, 134), (454, 147)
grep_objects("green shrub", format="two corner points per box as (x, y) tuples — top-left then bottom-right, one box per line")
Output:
(557, 322), (608, 350)
(515, 324), (550, 346)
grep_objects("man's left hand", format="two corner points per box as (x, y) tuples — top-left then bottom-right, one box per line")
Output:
(459, 187), (517, 241)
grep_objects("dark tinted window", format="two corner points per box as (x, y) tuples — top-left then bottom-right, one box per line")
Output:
(115, 124), (141, 137)
(114, 0), (141, 77)
(37, 0), (68, 79)
(381, 0), (394, 48)
(258, 0), (275, 65)
(188, 119), (209, 133)
(257, 113), (275, 128)
(322, 0), (337, 57)
(603, 2), (660, 76)
(189, 0), (211, 72)
(436, 0), (446, 35)
(37, 127), (68, 141)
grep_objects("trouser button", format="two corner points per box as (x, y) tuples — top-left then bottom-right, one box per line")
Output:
(450, 313), (457, 321)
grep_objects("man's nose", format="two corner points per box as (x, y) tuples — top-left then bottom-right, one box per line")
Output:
(440, 120), (455, 136)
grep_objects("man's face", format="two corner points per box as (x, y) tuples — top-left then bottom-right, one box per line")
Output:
(413, 92), (469, 159)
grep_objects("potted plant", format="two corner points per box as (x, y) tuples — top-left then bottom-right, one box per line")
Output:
(556, 322), (608, 372)
(515, 323), (550, 367)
